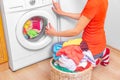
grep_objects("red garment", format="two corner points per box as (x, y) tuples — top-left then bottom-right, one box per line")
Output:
(23, 28), (27, 34)
(100, 48), (110, 66)
(56, 45), (84, 65)
(75, 61), (91, 72)
(31, 17), (41, 30)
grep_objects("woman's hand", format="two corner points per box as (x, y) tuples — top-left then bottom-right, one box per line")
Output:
(52, 0), (64, 16)
(45, 23), (57, 36)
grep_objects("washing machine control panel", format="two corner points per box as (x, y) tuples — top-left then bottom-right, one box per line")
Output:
(29, 0), (36, 6)
(25, 0), (52, 9)
(3, 0), (52, 12)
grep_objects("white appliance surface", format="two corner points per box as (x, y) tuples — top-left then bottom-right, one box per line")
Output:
(0, 0), (58, 71)
(59, 0), (87, 41)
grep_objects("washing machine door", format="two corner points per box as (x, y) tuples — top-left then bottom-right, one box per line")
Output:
(16, 10), (55, 50)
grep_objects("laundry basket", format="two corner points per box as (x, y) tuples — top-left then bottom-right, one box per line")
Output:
(50, 59), (93, 80)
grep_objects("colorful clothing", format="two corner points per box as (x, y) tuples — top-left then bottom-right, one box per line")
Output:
(58, 55), (76, 71)
(52, 60), (74, 73)
(56, 45), (84, 65)
(52, 42), (63, 60)
(93, 48), (110, 66)
(24, 20), (32, 30)
(75, 61), (91, 72)
(100, 48), (110, 66)
(31, 17), (41, 30)
(27, 29), (39, 38)
(80, 40), (89, 51)
(62, 38), (82, 47)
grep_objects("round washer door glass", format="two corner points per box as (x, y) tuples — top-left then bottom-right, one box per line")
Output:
(16, 10), (55, 50)
(23, 16), (47, 41)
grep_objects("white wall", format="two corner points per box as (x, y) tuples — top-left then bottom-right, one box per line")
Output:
(105, 0), (120, 50)
(59, 0), (87, 41)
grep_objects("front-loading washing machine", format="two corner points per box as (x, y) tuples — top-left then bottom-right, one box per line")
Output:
(0, 0), (59, 71)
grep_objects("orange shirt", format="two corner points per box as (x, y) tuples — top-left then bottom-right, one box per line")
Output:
(81, 0), (108, 55)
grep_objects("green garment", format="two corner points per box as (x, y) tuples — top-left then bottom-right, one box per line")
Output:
(27, 29), (39, 38)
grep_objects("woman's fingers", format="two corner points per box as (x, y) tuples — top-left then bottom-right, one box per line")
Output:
(52, 0), (60, 10)
(49, 23), (52, 28)
(52, 1), (63, 16)
(52, 0), (57, 9)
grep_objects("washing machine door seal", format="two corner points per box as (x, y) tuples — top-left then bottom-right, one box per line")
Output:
(16, 10), (55, 50)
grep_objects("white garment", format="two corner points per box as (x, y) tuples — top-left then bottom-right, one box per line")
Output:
(58, 55), (89, 71)
(83, 50), (96, 66)
(78, 56), (88, 68)
(58, 55), (76, 71)
(57, 50), (96, 71)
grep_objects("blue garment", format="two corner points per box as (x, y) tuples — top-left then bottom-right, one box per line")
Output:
(52, 42), (63, 60)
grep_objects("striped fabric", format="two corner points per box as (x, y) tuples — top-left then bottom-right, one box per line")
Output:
(100, 48), (110, 66)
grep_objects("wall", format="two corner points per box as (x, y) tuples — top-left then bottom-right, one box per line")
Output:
(105, 0), (120, 50)
(59, 0), (87, 41)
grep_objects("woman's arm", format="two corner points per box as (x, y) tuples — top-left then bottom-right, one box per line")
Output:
(52, 0), (81, 20)
(45, 15), (91, 37)
(61, 12), (81, 20)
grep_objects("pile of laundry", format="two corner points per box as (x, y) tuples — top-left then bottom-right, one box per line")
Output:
(52, 38), (96, 73)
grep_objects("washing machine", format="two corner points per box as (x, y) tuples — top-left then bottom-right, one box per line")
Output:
(0, 0), (59, 71)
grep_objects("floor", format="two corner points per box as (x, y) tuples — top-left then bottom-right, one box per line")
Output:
(0, 46), (120, 80)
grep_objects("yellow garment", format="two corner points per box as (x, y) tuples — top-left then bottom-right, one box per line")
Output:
(63, 38), (82, 47)
(0, 13), (8, 63)
(24, 20), (32, 29)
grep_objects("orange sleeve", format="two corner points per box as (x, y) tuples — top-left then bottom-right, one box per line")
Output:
(81, 0), (98, 19)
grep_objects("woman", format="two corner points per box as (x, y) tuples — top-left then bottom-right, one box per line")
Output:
(45, 0), (110, 66)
